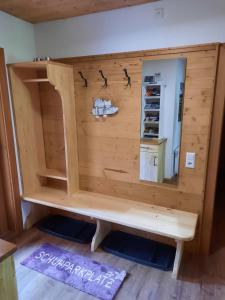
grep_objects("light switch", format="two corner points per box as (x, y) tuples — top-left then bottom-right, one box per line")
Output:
(185, 152), (196, 169)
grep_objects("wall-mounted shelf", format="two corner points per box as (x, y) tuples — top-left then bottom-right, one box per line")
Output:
(9, 61), (79, 197)
(144, 133), (158, 137)
(144, 83), (161, 87)
(144, 109), (160, 112)
(23, 78), (49, 83)
(144, 121), (159, 125)
(145, 96), (160, 100)
(37, 169), (67, 181)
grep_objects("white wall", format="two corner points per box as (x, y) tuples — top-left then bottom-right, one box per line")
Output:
(0, 11), (36, 63)
(34, 0), (225, 59)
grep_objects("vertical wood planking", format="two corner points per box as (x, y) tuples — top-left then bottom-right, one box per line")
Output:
(8, 45), (219, 254)
(47, 63), (79, 195)
(39, 82), (66, 173)
(201, 44), (225, 255)
(9, 68), (46, 194)
(70, 48), (218, 253)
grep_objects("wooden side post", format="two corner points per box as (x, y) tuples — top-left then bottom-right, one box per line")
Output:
(172, 240), (184, 279)
(201, 44), (225, 255)
(47, 63), (79, 196)
(0, 48), (22, 234)
(91, 219), (111, 252)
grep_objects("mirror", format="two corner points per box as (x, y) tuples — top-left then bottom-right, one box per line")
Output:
(140, 58), (186, 184)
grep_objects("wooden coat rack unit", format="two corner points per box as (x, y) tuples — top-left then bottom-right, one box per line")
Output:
(9, 61), (198, 279)
(9, 61), (79, 198)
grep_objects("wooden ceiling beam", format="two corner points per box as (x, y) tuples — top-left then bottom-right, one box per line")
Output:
(0, 0), (160, 23)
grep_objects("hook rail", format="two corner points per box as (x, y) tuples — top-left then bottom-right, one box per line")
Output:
(99, 70), (108, 88)
(78, 71), (88, 88)
(123, 68), (131, 87)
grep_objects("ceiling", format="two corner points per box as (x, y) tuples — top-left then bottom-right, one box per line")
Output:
(0, 0), (159, 24)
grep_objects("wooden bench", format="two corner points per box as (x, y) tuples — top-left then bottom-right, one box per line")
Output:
(0, 239), (18, 300)
(24, 187), (198, 279)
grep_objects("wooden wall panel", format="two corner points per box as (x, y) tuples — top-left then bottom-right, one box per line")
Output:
(0, 48), (22, 235)
(9, 69), (46, 195)
(53, 45), (218, 252)
(201, 44), (225, 255)
(73, 51), (216, 196)
(39, 82), (66, 173)
(47, 63), (80, 194)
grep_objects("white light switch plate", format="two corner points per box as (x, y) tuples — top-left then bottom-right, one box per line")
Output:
(185, 152), (196, 168)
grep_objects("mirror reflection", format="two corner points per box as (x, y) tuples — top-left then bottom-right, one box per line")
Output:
(140, 58), (186, 184)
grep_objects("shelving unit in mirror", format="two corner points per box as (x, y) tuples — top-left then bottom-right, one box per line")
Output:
(141, 82), (165, 140)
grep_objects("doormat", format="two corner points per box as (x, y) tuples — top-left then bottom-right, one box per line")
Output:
(101, 231), (176, 271)
(37, 215), (96, 244)
(21, 243), (126, 300)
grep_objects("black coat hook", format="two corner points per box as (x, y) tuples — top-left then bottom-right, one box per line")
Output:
(99, 70), (108, 87)
(78, 71), (88, 88)
(123, 68), (131, 87)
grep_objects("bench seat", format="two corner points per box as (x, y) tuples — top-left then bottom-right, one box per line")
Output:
(24, 187), (198, 279)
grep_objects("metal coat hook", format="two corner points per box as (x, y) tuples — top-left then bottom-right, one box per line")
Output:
(99, 70), (108, 88)
(78, 71), (88, 88)
(123, 68), (131, 87)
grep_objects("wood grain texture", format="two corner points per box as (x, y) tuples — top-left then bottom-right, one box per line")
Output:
(39, 82), (67, 173)
(70, 47), (217, 253)
(0, 165), (8, 235)
(0, 0), (159, 23)
(9, 44), (219, 255)
(201, 44), (225, 255)
(58, 43), (218, 64)
(47, 63), (79, 195)
(72, 50), (216, 194)
(9, 67), (47, 194)
(0, 48), (22, 234)
(9, 61), (79, 198)
(172, 240), (184, 279)
(91, 219), (111, 251)
(37, 169), (67, 181)
(23, 187), (198, 241)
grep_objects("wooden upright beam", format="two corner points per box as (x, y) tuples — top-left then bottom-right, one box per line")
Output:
(0, 48), (22, 235)
(201, 44), (225, 255)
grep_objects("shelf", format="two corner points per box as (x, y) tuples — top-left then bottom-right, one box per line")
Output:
(23, 187), (198, 241)
(144, 121), (159, 125)
(144, 109), (160, 112)
(144, 133), (159, 137)
(23, 78), (49, 83)
(145, 96), (160, 99)
(37, 169), (67, 181)
(9, 61), (48, 69)
(141, 138), (167, 145)
(144, 83), (161, 87)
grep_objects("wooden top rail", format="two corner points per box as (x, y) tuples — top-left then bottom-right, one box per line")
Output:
(24, 187), (198, 241)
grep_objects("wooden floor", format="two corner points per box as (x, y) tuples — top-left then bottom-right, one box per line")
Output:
(13, 227), (225, 300)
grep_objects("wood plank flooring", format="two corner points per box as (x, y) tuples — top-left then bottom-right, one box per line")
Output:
(12, 228), (225, 300)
